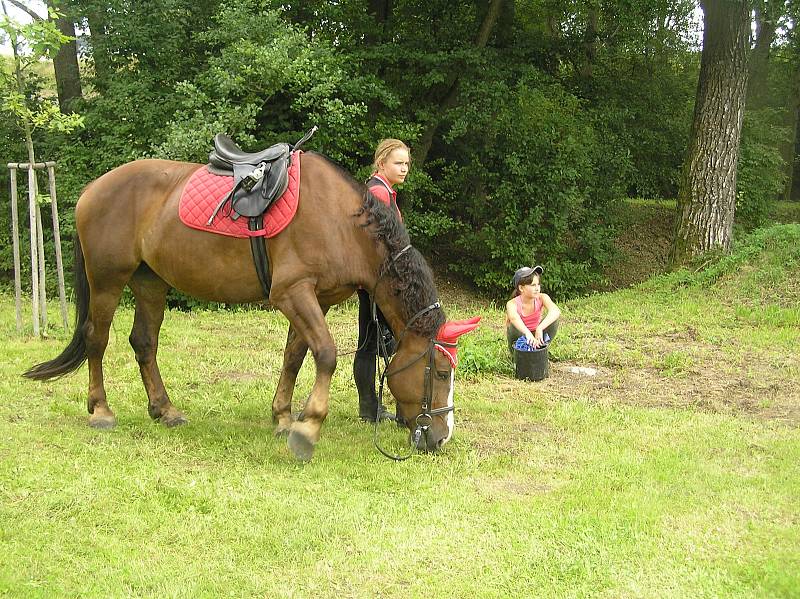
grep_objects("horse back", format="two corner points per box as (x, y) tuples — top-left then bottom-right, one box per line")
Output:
(76, 159), (200, 228)
(75, 160), (202, 278)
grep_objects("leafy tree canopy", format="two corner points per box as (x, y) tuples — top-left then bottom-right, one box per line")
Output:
(2, 0), (797, 298)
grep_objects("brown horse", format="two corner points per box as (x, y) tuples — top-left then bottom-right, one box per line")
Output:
(23, 152), (477, 460)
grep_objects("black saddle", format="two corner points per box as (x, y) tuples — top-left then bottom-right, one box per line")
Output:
(207, 134), (291, 220)
(209, 135), (291, 173)
(205, 127), (317, 300)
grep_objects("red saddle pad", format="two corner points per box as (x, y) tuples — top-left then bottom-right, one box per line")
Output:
(179, 151), (301, 238)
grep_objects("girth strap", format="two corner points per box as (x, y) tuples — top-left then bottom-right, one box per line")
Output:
(248, 215), (272, 298)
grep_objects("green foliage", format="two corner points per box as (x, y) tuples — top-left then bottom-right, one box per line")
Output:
(0, 9), (83, 296)
(48, 0), (225, 177)
(0, 10), (68, 59)
(154, 1), (378, 165)
(456, 326), (513, 379)
(417, 66), (619, 298)
(3, 0), (798, 305)
(736, 109), (789, 228)
(0, 12), (84, 136)
(587, 54), (698, 199)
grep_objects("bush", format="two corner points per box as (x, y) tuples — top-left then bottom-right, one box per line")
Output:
(736, 109), (789, 228)
(456, 326), (513, 379)
(411, 66), (620, 299)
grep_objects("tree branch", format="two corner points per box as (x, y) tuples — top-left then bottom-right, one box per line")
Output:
(475, 0), (503, 47)
(5, 0), (44, 22)
(415, 0), (504, 164)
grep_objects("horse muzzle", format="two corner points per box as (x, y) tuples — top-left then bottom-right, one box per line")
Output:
(411, 415), (448, 452)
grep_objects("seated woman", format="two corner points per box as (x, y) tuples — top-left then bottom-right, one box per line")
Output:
(505, 265), (561, 354)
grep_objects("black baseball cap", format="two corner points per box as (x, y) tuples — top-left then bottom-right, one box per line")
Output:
(512, 265), (544, 289)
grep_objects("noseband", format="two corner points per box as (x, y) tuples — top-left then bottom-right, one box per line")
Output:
(381, 337), (456, 444)
(369, 246), (455, 461)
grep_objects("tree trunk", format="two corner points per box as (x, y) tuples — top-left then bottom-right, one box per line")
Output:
(48, 1), (82, 112)
(85, 8), (110, 86)
(669, 0), (750, 268)
(365, 0), (392, 46)
(538, 4), (562, 76)
(580, 3), (599, 79)
(783, 61), (800, 202)
(747, 1), (778, 109)
(414, 0), (504, 165)
(493, 0), (515, 48)
(367, 0), (391, 28)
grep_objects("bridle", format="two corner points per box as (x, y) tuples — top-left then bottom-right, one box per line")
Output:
(369, 245), (455, 461)
(375, 335), (456, 461)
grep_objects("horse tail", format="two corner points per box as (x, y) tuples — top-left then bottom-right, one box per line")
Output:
(23, 238), (90, 380)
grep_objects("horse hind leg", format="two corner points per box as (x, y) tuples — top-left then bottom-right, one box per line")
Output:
(127, 265), (187, 427)
(85, 275), (130, 429)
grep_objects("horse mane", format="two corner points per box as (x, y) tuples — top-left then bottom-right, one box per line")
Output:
(306, 153), (446, 337)
(356, 188), (446, 338)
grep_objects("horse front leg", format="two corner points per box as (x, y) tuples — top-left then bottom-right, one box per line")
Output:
(273, 288), (335, 461)
(272, 324), (308, 436)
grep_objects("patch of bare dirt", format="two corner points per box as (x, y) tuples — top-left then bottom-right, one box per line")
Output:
(541, 353), (800, 426)
(432, 270), (492, 311)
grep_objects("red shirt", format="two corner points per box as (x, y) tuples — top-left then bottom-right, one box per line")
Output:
(367, 174), (402, 221)
(515, 295), (542, 331)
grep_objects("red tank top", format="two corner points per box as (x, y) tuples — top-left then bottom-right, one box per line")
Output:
(367, 174), (401, 221)
(515, 295), (542, 331)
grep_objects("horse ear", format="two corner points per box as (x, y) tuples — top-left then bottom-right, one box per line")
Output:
(437, 317), (481, 343)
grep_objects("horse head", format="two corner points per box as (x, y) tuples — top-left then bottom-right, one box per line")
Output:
(386, 317), (481, 452)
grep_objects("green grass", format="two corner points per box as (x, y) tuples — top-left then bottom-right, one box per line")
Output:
(1, 225), (799, 597)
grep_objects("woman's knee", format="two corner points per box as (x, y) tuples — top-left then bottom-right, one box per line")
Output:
(544, 318), (560, 340)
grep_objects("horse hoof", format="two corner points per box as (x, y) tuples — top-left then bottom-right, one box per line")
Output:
(287, 430), (315, 462)
(273, 413), (294, 437)
(161, 412), (188, 427)
(88, 413), (116, 430)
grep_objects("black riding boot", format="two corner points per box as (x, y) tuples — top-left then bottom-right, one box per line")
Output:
(354, 354), (380, 421)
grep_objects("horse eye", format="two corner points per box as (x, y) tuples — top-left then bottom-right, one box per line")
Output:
(435, 370), (450, 381)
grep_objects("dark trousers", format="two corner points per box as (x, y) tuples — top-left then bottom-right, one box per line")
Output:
(353, 290), (394, 420)
(356, 289), (388, 359)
